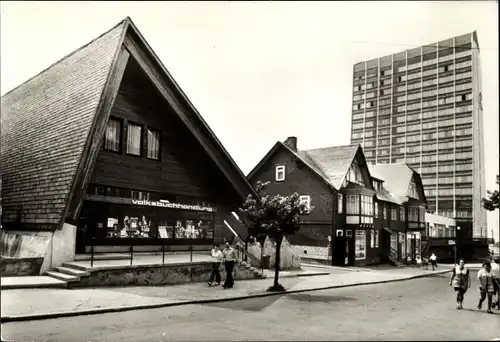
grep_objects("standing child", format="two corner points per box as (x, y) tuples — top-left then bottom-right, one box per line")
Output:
(416, 254), (422, 269)
(430, 253), (438, 271)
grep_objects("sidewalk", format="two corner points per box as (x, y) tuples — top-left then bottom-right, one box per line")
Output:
(0, 267), (452, 323)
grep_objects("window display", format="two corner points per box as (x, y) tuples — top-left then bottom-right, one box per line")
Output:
(355, 230), (366, 260)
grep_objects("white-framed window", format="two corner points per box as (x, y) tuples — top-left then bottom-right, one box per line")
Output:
(392, 208), (398, 221)
(299, 195), (311, 213)
(346, 195), (360, 215)
(146, 128), (161, 160)
(355, 230), (366, 260)
(275, 165), (285, 181)
(126, 122), (142, 156)
(338, 193), (343, 214)
(104, 117), (121, 152)
(374, 201), (378, 218)
(400, 206), (405, 221)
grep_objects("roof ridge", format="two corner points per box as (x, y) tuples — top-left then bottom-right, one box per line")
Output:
(301, 143), (359, 153)
(1, 17), (129, 98)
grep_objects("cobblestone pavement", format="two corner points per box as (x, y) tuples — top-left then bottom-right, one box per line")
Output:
(3, 271), (498, 341)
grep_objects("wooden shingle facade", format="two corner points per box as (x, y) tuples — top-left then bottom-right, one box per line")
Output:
(1, 17), (256, 259)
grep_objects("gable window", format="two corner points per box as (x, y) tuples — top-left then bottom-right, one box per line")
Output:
(391, 207), (398, 221)
(299, 195), (311, 214)
(275, 165), (285, 181)
(126, 123), (142, 156)
(408, 180), (418, 199)
(146, 128), (161, 160)
(347, 162), (364, 186)
(400, 206), (405, 221)
(346, 195), (360, 215)
(338, 193), (343, 214)
(374, 201), (379, 218)
(104, 117), (121, 152)
(383, 203), (387, 220)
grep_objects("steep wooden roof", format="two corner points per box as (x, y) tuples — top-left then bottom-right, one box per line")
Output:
(1, 17), (256, 229)
(296, 144), (361, 190)
(247, 139), (367, 191)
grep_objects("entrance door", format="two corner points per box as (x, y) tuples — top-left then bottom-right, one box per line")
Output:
(345, 229), (355, 266)
(75, 219), (87, 254)
(333, 229), (346, 266)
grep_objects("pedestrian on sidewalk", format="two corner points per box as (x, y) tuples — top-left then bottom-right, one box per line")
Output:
(477, 261), (495, 314)
(222, 241), (236, 289)
(416, 254), (422, 269)
(208, 244), (223, 287)
(430, 253), (438, 271)
(449, 258), (471, 309)
(491, 257), (500, 309)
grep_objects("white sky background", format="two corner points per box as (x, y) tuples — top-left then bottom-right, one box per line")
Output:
(1, 1), (498, 238)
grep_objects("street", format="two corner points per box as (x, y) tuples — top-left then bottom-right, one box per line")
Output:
(1, 271), (499, 341)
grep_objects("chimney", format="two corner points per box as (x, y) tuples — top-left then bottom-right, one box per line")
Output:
(284, 136), (298, 152)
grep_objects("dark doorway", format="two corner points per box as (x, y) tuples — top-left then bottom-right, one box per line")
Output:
(333, 229), (346, 266)
(345, 229), (355, 266)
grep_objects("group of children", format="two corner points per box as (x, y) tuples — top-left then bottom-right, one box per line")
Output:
(415, 252), (438, 270)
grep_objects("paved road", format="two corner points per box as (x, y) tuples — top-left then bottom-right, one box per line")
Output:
(2, 271), (499, 341)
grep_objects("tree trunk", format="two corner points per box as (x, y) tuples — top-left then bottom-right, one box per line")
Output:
(273, 235), (283, 288)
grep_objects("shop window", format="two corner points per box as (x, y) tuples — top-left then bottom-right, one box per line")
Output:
(355, 230), (366, 260)
(370, 230), (375, 248)
(275, 165), (285, 181)
(299, 195), (311, 214)
(375, 230), (379, 248)
(104, 117), (122, 152)
(146, 128), (161, 160)
(126, 122), (142, 156)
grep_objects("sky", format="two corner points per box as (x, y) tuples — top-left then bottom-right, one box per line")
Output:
(1, 1), (498, 239)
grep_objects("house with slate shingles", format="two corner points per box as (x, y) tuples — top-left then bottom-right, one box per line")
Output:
(0, 17), (256, 273)
(247, 137), (428, 266)
(369, 164), (427, 264)
(248, 137), (378, 266)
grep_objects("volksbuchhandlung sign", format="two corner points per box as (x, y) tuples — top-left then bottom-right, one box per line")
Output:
(130, 199), (216, 212)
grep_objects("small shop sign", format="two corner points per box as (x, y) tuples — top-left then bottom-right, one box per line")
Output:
(130, 199), (216, 212)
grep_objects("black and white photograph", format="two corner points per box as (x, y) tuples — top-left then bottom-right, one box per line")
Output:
(0, 1), (499, 341)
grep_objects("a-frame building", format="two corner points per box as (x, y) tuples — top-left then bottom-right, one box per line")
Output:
(1, 17), (256, 270)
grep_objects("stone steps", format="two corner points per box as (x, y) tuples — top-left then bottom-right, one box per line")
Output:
(55, 266), (91, 277)
(45, 271), (80, 283)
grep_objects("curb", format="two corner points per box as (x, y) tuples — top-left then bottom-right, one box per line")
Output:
(0, 269), (451, 323)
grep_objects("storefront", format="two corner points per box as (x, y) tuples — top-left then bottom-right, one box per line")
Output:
(76, 185), (217, 253)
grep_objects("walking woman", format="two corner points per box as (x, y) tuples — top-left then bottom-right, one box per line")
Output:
(449, 258), (471, 309)
(222, 241), (237, 289)
(477, 261), (495, 314)
(208, 244), (222, 286)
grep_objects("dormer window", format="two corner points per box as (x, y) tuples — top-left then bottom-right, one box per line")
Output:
(275, 165), (285, 181)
